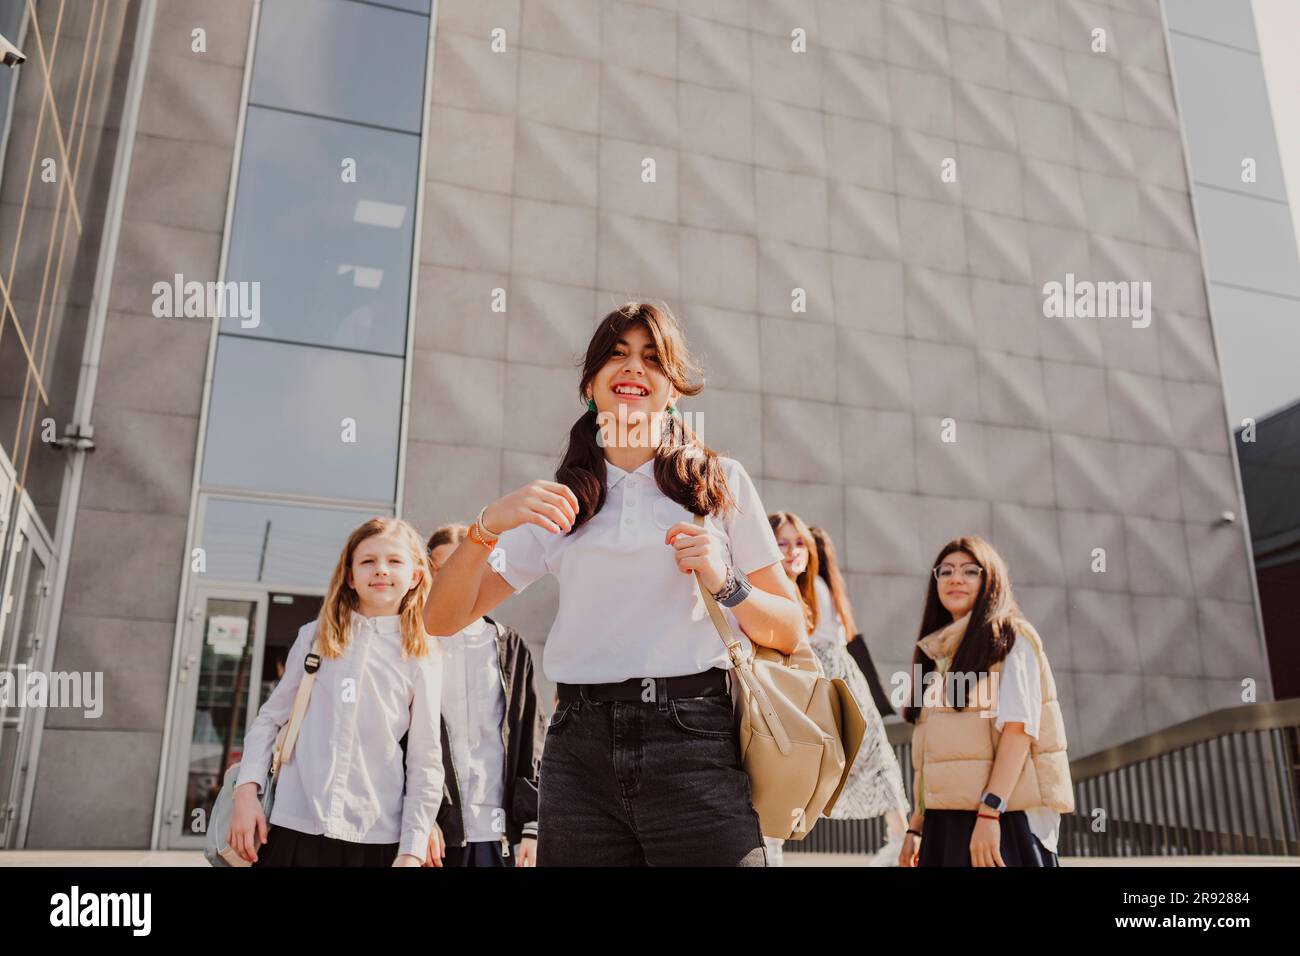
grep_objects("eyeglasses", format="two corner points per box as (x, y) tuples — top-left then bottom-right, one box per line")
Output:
(933, 563), (983, 581)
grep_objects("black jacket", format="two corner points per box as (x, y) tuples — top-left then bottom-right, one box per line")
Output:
(435, 616), (545, 851)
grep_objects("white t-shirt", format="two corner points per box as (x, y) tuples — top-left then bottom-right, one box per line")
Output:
(993, 636), (1060, 856)
(438, 617), (507, 843)
(810, 576), (845, 650)
(490, 455), (784, 684)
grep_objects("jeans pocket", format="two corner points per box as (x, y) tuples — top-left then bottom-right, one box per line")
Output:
(548, 701), (575, 732)
(667, 695), (736, 739)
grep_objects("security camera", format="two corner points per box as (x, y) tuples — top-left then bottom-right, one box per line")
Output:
(0, 33), (26, 67)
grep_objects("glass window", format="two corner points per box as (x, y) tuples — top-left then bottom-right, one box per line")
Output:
(1209, 284), (1300, 423)
(222, 106), (420, 355)
(1165, 0), (1259, 52)
(1168, 34), (1287, 201)
(251, 0), (428, 133)
(201, 336), (403, 502)
(367, 0), (430, 13)
(199, 498), (385, 587)
(1197, 188), (1300, 297)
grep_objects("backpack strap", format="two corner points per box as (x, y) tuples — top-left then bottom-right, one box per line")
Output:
(272, 636), (322, 777)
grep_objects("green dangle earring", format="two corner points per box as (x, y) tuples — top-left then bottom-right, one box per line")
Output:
(587, 397), (597, 412)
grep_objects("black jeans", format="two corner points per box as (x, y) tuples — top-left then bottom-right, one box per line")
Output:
(536, 691), (767, 866)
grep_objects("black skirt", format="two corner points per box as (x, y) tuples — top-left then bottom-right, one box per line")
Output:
(918, 809), (1059, 867)
(253, 825), (401, 867)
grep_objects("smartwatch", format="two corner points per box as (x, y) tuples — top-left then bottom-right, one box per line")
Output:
(979, 791), (1006, 813)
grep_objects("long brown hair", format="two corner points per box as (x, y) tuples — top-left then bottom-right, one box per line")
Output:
(901, 535), (1021, 722)
(769, 511), (819, 635)
(318, 518), (431, 660)
(810, 526), (856, 640)
(557, 301), (736, 531)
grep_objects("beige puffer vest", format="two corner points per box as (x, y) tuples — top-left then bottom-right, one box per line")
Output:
(910, 614), (1074, 813)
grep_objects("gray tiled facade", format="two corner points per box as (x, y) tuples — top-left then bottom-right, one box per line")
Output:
(399, 0), (1270, 758)
(7, 0), (1273, 849)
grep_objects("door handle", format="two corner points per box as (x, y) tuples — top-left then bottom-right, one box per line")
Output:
(178, 654), (199, 683)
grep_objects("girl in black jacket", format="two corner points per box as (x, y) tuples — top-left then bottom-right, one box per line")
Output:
(426, 524), (546, 867)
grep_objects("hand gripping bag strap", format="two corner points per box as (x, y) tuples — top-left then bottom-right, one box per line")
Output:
(205, 634), (321, 866)
(691, 514), (793, 755)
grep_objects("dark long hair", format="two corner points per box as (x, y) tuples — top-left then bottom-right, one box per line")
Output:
(810, 526), (856, 639)
(901, 535), (1022, 723)
(557, 301), (736, 532)
(769, 511), (818, 635)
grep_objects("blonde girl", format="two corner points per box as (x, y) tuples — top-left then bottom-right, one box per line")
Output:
(227, 518), (443, 867)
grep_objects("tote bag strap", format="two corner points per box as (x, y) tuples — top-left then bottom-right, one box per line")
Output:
(691, 514), (793, 755)
(272, 635), (322, 777)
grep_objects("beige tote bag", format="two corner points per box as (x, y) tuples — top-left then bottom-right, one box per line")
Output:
(692, 514), (866, 840)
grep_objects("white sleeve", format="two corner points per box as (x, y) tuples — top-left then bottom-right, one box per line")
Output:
(400, 650), (445, 859)
(721, 458), (784, 575)
(810, 576), (841, 645)
(994, 636), (1042, 739)
(235, 621), (315, 792)
(490, 522), (551, 592)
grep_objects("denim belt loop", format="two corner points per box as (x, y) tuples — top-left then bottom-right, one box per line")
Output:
(656, 677), (668, 713)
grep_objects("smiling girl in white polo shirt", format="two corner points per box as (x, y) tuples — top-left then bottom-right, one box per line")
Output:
(423, 301), (805, 867)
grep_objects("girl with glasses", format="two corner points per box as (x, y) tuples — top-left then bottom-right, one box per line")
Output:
(899, 536), (1073, 867)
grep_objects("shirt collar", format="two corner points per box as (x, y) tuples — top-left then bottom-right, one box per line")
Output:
(351, 610), (402, 635)
(605, 456), (655, 490)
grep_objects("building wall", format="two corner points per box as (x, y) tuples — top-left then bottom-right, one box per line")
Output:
(400, 0), (1270, 756)
(24, 0), (253, 848)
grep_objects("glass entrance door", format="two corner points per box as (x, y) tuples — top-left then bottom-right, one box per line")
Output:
(162, 587), (323, 848)
(0, 502), (54, 848)
(165, 588), (266, 848)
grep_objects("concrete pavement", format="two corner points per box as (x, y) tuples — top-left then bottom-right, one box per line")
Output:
(1, 850), (1295, 866)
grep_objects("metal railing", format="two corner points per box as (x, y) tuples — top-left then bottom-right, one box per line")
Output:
(786, 699), (1300, 858)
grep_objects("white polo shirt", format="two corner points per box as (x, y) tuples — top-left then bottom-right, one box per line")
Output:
(491, 455), (784, 684)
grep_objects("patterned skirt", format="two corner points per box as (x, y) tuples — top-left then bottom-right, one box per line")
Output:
(811, 638), (909, 820)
